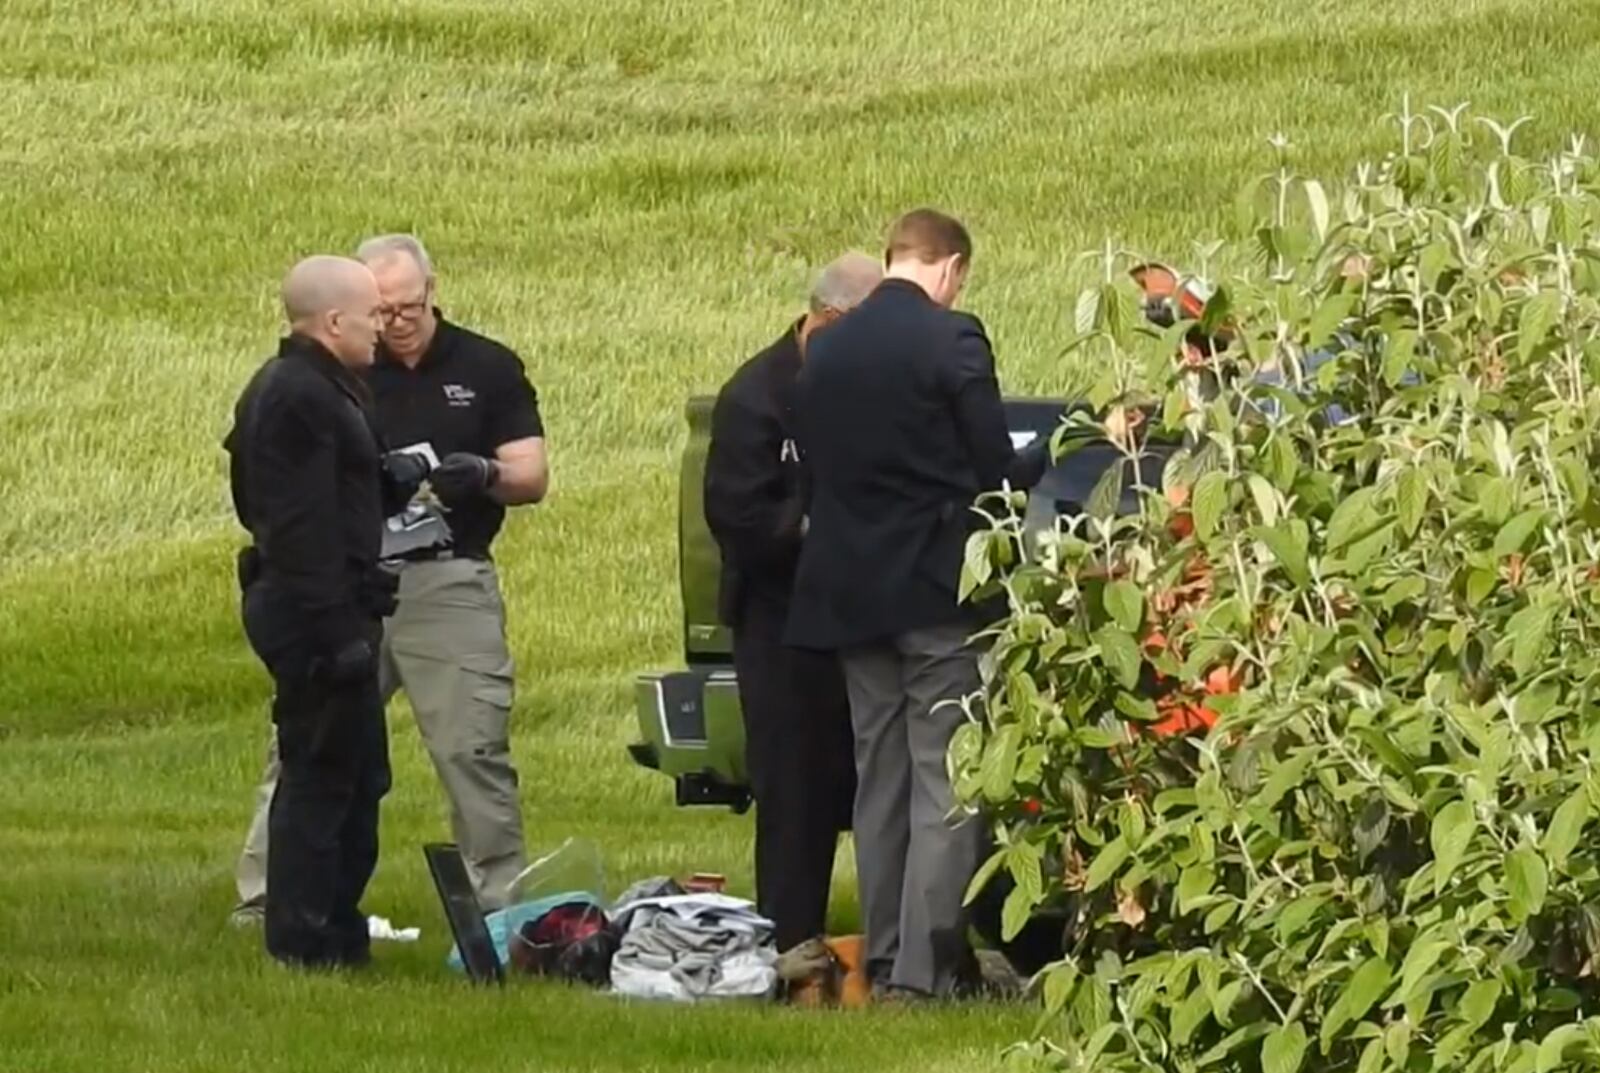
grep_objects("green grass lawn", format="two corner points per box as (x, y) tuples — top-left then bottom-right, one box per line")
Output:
(6, 1), (1600, 1069)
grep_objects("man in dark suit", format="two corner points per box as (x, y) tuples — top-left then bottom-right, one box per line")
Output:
(703, 251), (882, 953)
(786, 211), (1048, 999)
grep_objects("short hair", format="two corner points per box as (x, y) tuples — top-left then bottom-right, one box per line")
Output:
(280, 255), (372, 325)
(885, 208), (972, 266)
(356, 233), (433, 278)
(808, 251), (882, 314)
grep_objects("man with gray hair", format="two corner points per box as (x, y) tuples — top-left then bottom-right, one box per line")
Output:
(702, 251), (882, 951)
(232, 235), (548, 919)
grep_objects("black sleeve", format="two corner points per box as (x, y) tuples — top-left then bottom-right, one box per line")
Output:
(251, 384), (362, 644)
(946, 315), (1031, 491)
(703, 390), (803, 574)
(484, 350), (544, 449)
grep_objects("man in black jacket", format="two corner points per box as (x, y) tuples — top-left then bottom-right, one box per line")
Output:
(703, 251), (881, 953)
(225, 255), (425, 968)
(786, 211), (1048, 999)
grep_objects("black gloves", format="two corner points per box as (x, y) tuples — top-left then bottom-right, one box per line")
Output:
(381, 450), (433, 512)
(384, 450), (432, 488)
(431, 452), (500, 506)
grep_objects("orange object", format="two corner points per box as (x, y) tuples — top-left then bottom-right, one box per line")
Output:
(788, 936), (870, 1009)
(682, 872), (726, 894)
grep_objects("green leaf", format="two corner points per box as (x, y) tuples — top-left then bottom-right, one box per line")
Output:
(1519, 291), (1561, 363)
(1275, 895), (1328, 945)
(1559, 456), (1590, 509)
(1114, 691), (1158, 722)
(1307, 293), (1358, 350)
(1254, 522), (1311, 588)
(1193, 471), (1228, 540)
(1101, 282), (1134, 348)
(1397, 466), (1429, 537)
(1094, 625), (1142, 690)
(1467, 568), (1497, 606)
(1042, 963), (1078, 1015)
(1357, 1037), (1385, 1073)
(1322, 957), (1392, 1049)
(1103, 579), (1143, 633)
(980, 725), (1021, 803)
(1074, 287), (1100, 337)
(1505, 845), (1549, 923)
(1431, 801), (1476, 894)
(1082, 1023), (1119, 1066)
(1256, 752), (1313, 810)
(1545, 789), (1589, 872)
(963, 848), (1005, 906)
(1173, 987), (1213, 1047)
(1385, 1020), (1411, 1065)
(1536, 1023), (1586, 1073)
(1508, 601), (1557, 677)
(1386, 929), (1447, 1009)
(958, 530), (993, 603)
(1480, 477), (1514, 526)
(1326, 486), (1380, 552)
(1248, 473), (1282, 527)
(1262, 1022), (1308, 1073)
(1001, 883), (1033, 941)
(1267, 436), (1299, 492)
(1204, 901), (1237, 935)
(1305, 179), (1331, 240)
(1385, 329), (1418, 387)
(1458, 978), (1503, 1031)
(1494, 509), (1545, 559)
(1200, 1023), (1272, 1067)
(1163, 384), (1187, 431)
(1178, 864), (1215, 914)
(1086, 458), (1124, 521)
(1083, 837), (1130, 893)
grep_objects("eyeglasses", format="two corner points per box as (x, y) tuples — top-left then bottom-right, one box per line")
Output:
(380, 298), (430, 325)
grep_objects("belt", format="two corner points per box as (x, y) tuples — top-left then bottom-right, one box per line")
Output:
(392, 547), (487, 564)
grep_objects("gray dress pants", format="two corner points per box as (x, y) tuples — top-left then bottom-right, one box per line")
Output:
(839, 622), (984, 997)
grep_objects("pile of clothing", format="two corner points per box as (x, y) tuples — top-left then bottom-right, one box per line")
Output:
(608, 892), (777, 1002)
(445, 876), (779, 1002)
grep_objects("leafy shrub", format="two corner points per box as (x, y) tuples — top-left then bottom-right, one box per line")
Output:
(956, 101), (1600, 1073)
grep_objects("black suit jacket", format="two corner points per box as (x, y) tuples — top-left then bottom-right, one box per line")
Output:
(784, 279), (1046, 651)
(703, 319), (809, 628)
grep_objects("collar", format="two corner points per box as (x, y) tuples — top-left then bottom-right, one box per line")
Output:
(280, 332), (370, 404)
(377, 308), (455, 371)
(877, 277), (933, 302)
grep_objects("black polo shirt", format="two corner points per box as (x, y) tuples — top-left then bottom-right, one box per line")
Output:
(368, 314), (544, 560)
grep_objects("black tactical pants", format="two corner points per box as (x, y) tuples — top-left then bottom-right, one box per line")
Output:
(733, 598), (856, 952)
(242, 578), (390, 969)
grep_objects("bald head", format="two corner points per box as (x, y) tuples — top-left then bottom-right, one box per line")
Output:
(279, 255), (383, 368)
(809, 251), (883, 316)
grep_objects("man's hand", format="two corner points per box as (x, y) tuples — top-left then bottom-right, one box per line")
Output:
(381, 450), (433, 503)
(383, 450), (432, 487)
(430, 452), (500, 506)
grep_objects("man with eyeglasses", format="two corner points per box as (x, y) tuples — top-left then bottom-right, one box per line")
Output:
(231, 234), (549, 921)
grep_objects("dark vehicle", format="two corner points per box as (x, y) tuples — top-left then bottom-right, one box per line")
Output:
(627, 396), (1176, 811)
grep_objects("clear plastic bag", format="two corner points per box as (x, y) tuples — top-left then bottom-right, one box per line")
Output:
(503, 839), (615, 986)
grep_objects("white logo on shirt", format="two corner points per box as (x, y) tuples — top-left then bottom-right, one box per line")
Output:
(443, 384), (476, 407)
(780, 438), (799, 463)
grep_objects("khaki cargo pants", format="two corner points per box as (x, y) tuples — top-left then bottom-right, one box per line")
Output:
(235, 557), (527, 911)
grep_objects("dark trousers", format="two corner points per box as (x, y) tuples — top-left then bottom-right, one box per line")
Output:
(242, 581), (390, 968)
(733, 598), (855, 952)
(839, 623), (984, 997)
